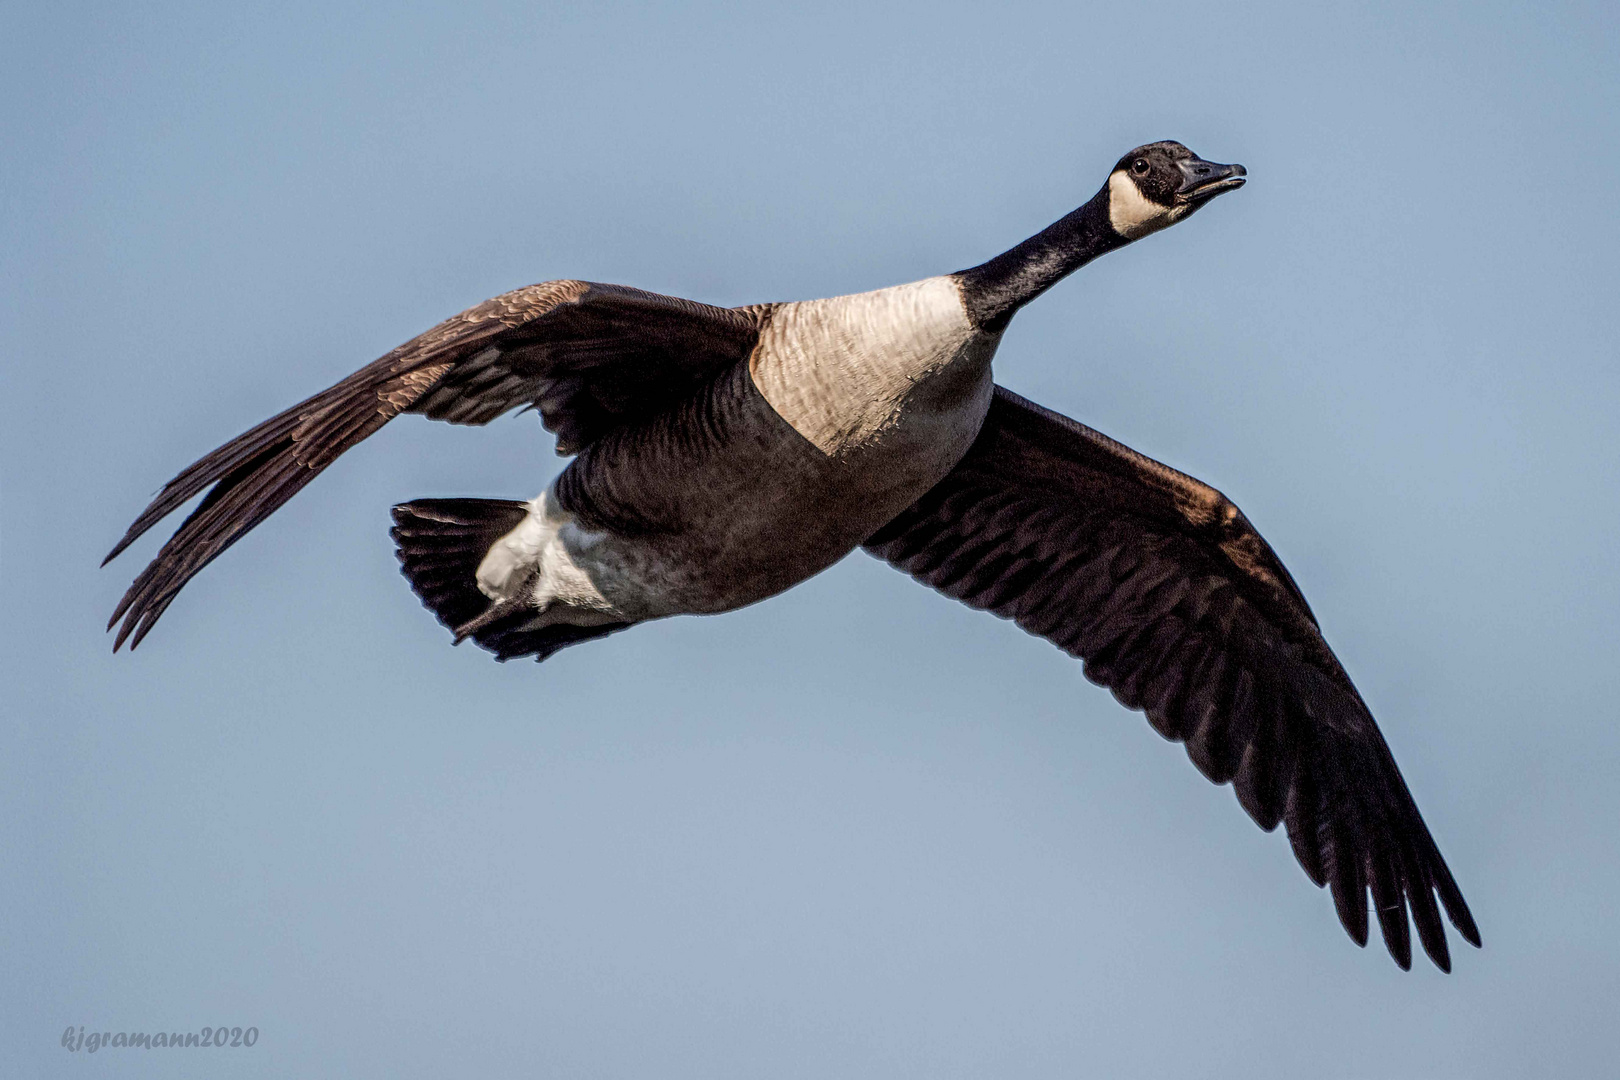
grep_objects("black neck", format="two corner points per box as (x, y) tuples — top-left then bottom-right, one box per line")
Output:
(954, 186), (1126, 332)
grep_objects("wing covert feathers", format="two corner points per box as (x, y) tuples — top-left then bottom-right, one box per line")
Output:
(864, 385), (1479, 970)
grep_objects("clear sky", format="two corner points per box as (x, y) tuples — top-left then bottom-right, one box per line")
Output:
(4, 0), (1618, 1076)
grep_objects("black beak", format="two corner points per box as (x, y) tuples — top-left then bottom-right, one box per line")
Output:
(1176, 157), (1247, 202)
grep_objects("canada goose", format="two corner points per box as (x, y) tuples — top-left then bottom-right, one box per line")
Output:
(105, 140), (1479, 971)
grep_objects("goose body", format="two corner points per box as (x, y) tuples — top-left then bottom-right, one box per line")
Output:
(489, 276), (999, 628)
(105, 141), (1481, 972)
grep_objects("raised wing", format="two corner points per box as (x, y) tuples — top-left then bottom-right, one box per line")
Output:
(863, 385), (1479, 970)
(105, 280), (768, 650)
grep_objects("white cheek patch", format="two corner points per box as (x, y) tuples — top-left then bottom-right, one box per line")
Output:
(1108, 170), (1173, 239)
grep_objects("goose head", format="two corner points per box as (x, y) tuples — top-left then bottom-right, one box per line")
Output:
(955, 139), (1246, 330)
(1105, 141), (1247, 240)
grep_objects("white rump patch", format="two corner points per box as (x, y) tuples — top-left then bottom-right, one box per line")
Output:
(476, 497), (550, 600)
(474, 490), (620, 621)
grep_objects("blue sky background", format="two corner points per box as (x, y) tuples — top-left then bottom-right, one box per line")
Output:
(4, 1), (1618, 1075)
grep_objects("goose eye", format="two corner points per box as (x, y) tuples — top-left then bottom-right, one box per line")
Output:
(1132, 158), (1149, 176)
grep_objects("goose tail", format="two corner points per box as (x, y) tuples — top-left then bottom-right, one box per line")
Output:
(389, 498), (631, 662)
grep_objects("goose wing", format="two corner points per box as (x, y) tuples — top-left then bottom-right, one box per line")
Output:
(862, 385), (1479, 970)
(105, 280), (768, 649)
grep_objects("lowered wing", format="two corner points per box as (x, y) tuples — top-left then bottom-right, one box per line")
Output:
(864, 385), (1479, 970)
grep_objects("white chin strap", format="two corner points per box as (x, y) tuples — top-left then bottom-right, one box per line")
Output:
(1107, 171), (1179, 240)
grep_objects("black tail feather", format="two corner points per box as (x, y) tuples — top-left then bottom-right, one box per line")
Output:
(389, 499), (632, 662)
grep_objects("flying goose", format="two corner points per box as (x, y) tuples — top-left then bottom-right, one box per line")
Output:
(105, 141), (1479, 971)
